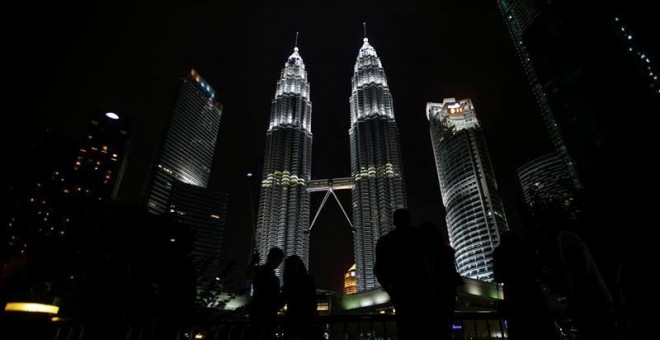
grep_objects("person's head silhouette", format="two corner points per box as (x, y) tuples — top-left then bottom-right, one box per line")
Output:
(393, 208), (411, 229)
(266, 247), (284, 269)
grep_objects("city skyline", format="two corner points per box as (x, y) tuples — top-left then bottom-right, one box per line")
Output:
(2, 1), (559, 293)
(7, 1), (655, 292)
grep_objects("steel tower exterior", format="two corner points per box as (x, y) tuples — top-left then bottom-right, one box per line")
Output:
(427, 98), (508, 282)
(256, 46), (312, 276)
(350, 38), (407, 291)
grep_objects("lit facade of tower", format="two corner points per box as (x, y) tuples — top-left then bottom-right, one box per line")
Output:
(350, 37), (407, 291)
(427, 98), (508, 282)
(256, 46), (312, 275)
(145, 69), (222, 215)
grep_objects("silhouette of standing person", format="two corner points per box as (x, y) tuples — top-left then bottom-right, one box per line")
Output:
(281, 255), (318, 340)
(419, 222), (462, 340)
(493, 230), (557, 340)
(246, 247), (285, 340)
(374, 209), (430, 340)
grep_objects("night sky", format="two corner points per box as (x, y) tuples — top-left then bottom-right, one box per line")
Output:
(5, 1), (555, 292)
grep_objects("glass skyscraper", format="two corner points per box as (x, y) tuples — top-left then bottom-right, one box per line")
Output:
(427, 98), (507, 282)
(350, 37), (407, 291)
(256, 46), (313, 276)
(169, 181), (228, 297)
(145, 69), (222, 215)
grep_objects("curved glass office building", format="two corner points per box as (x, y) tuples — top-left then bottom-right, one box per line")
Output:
(427, 98), (507, 282)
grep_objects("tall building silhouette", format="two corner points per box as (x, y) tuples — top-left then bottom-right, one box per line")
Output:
(350, 37), (407, 291)
(496, 0), (659, 261)
(143, 69), (227, 299)
(427, 98), (508, 281)
(496, 0), (659, 191)
(145, 69), (222, 215)
(256, 44), (312, 275)
(169, 181), (228, 295)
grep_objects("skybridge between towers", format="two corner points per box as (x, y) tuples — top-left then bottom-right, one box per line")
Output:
(306, 177), (355, 232)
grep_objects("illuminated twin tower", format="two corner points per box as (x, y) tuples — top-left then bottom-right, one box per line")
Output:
(255, 35), (406, 291)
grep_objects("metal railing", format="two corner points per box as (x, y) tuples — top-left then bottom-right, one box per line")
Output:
(47, 311), (506, 340)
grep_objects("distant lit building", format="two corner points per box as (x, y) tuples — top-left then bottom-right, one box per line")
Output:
(169, 182), (228, 296)
(145, 69), (223, 215)
(74, 112), (130, 200)
(517, 152), (575, 215)
(350, 37), (407, 291)
(256, 45), (312, 276)
(427, 98), (508, 282)
(343, 264), (357, 295)
(5, 111), (129, 257)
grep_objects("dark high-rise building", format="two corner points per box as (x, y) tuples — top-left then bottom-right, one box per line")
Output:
(495, 0), (659, 191)
(169, 181), (228, 297)
(145, 69), (223, 215)
(496, 0), (659, 264)
(427, 98), (508, 282)
(350, 37), (407, 291)
(517, 152), (575, 215)
(256, 45), (312, 275)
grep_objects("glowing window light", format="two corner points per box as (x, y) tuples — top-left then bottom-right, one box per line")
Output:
(5, 302), (59, 314)
(105, 112), (119, 120)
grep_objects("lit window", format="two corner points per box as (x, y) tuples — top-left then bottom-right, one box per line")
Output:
(627, 35), (632, 40)
(211, 214), (220, 219)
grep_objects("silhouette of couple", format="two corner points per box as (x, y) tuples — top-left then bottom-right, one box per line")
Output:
(374, 208), (462, 340)
(246, 247), (318, 340)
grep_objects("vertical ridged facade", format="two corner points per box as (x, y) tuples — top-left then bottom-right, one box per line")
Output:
(427, 98), (508, 282)
(350, 38), (407, 291)
(256, 47), (312, 277)
(145, 69), (222, 215)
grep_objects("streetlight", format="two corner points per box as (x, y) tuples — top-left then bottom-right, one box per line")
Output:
(246, 172), (258, 256)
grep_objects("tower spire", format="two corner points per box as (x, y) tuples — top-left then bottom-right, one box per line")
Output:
(294, 31), (299, 51)
(363, 22), (367, 41)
